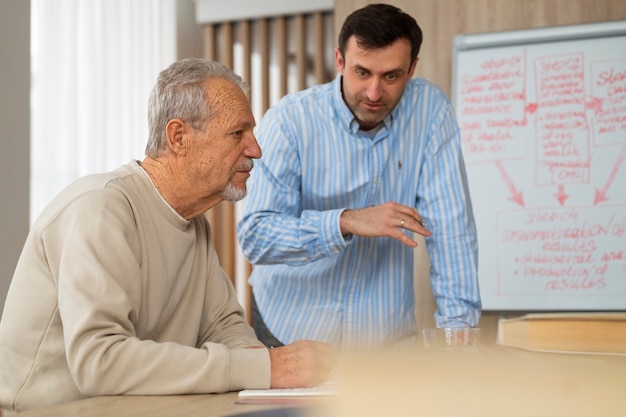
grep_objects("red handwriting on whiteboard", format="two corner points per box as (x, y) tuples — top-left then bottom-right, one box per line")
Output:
(534, 53), (590, 186)
(591, 59), (626, 143)
(496, 206), (626, 294)
(458, 51), (527, 162)
(596, 66), (626, 95)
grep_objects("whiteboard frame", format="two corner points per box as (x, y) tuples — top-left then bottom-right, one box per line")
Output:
(452, 20), (626, 312)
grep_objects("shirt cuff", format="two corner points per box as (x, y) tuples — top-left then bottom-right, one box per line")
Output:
(227, 347), (271, 390)
(319, 209), (351, 256)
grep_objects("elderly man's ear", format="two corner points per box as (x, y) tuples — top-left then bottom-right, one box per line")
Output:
(165, 119), (189, 155)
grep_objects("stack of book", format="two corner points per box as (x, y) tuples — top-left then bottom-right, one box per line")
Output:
(497, 312), (626, 355)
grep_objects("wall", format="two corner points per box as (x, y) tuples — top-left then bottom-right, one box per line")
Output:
(0, 0), (30, 319)
(334, 0), (626, 342)
(177, 0), (204, 59)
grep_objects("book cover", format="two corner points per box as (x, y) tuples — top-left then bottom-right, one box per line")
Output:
(496, 312), (626, 355)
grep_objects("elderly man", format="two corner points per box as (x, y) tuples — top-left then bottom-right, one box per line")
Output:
(0, 58), (334, 414)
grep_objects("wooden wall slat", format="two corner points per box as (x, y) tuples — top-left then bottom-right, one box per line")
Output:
(239, 21), (252, 86)
(313, 12), (326, 85)
(219, 22), (233, 68)
(294, 15), (307, 91)
(203, 25), (216, 61)
(257, 18), (270, 113)
(276, 17), (289, 97)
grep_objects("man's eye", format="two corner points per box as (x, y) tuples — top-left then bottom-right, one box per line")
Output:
(386, 73), (398, 81)
(356, 70), (367, 78)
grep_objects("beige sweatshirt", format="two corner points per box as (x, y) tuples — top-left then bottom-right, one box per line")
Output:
(0, 161), (269, 413)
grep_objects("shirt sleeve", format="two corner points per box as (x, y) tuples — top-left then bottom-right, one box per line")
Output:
(237, 108), (349, 265)
(418, 100), (482, 328)
(51, 192), (270, 396)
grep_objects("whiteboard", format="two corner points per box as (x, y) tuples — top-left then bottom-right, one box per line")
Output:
(452, 21), (626, 310)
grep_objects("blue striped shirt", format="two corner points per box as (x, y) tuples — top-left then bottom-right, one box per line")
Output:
(237, 74), (481, 350)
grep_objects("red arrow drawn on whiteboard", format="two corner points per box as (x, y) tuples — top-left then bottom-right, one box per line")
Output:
(525, 102), (538, 114)
(554, 184), (569, 206)
(495, 160), (525, 207)
(585, 95), (604, 113)
(594, 144), (626, 205)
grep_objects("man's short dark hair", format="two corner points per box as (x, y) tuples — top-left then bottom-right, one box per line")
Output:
(338, 3), (422, 66)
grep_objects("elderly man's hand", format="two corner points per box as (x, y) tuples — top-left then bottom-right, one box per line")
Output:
(268, 340), (337, 388)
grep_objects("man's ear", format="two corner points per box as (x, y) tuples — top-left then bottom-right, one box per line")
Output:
(408, 57), (419, 79)
(165, 119), (188, 155)
(335, 47), (345, 74)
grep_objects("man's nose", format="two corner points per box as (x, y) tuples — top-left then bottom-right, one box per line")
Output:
(245, 134), (262, 159)
(366, 78), (383, 102)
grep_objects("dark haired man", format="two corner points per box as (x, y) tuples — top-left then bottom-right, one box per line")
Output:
(237, 3), (481, 350)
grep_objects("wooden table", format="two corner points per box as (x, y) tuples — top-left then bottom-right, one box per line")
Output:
(13, 392), (318, 417)
(12, 347), (626, 417)
(329, 346), (626, 417)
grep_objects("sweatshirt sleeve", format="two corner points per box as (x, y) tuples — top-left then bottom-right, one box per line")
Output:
(49, 190), (271, 396)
